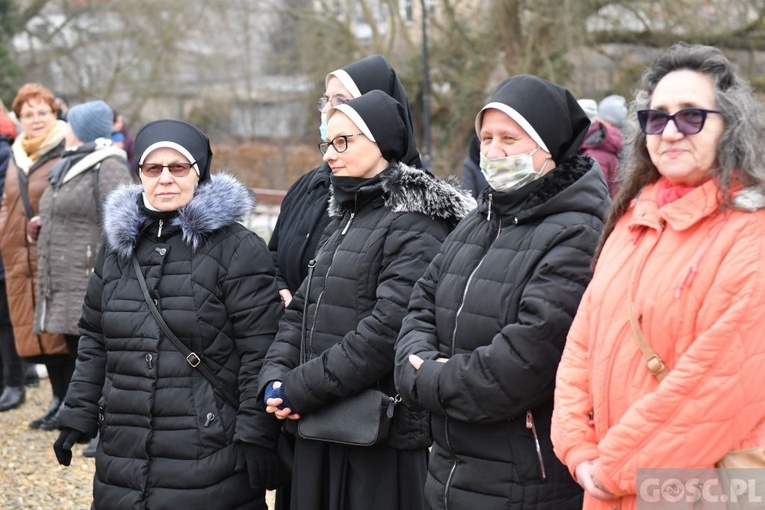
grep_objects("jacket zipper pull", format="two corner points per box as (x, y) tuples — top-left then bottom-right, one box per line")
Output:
(86, 245), (92, 276)
(487, 194), (493, 222)
(341, 213), (355, 235)
(145, 353), (153, 369)
(204, 412), (215, 427)
(526, 410), (547, 480)
(158, 219), (163, 238)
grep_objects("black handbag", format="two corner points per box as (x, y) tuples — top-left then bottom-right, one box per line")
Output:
(295, 259), (398, 447)
(297, 389), (397, 446)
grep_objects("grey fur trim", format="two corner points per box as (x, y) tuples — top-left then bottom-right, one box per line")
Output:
(103, 173), (255, 259)
(328, 163), (476, 224)
(733, 186), (765, 211)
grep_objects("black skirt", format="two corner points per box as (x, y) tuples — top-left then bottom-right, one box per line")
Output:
(290, 436), (428, 510)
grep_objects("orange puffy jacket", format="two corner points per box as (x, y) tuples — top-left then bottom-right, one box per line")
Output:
(552, 177), (765, 510)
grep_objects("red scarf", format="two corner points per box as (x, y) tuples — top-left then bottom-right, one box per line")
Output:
(657, 179), (700, 207)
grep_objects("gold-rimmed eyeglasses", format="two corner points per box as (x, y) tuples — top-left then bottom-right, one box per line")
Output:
(316, 95), (350, 112)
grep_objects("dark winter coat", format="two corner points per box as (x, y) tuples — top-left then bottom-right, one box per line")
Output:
(579, 121), (623, 198)
(461, 134), (488, 199)
(268, 163), (332, 293)
(35, 145), (133, 335)
(395, 156), (611, 510)
(58, 174), (284, 510)
(259, 164), (475, 450)
(0, 136), (11, 281)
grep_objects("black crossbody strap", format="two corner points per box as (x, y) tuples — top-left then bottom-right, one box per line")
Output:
(16, 165), (34, 220)
(131, 255), (239, 407)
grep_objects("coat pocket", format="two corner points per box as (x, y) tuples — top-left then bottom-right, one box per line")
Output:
(193, 375), (233, 452)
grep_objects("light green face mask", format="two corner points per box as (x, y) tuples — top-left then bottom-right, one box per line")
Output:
(479, 146), (543, 192)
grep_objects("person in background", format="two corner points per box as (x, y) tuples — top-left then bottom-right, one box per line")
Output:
(460, 133), (488, 199)
(112, 110), (135, 169)
(577, 98), (598, 123)
(552, 43), (765, 510)
(395, 75), (611, 510)
(0, 106), (28, 412)
(0, 83), (67, 429)
(53, 119), (284, 509)
(260, 90), (473, 510)
(269, 55), (423, 308)
(579, 94), (627, 197)
(34, 100), (132, 446)
(54, 92), (69, 121)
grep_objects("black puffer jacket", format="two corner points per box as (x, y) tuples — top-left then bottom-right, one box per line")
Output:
(268, 163), (332, 293)
(259, 164), (475, 450)
(395, 156), (610, 509)
(58, 174), (283, 510)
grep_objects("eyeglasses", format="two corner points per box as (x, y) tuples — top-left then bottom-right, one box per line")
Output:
(139, 161), (196, 178)
(19, 110), (53, 122)
(316, 95), (350, 112)
(318, 133), (364, 155)
(637, 108), (722, 135)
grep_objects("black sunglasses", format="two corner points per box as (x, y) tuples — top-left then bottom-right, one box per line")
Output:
(637, 108), (722, 135)
(139, 161), (196, 178)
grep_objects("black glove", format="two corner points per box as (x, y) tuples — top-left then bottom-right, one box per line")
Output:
(53, 427), (85, 466)
(242, 443), (280, 491)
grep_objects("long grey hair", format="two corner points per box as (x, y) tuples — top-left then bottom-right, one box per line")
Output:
(595, 43), (765, 262)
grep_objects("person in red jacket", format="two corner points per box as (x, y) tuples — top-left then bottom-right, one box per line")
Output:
(552, 43), (765, 510)
(578, 95), (626, 198)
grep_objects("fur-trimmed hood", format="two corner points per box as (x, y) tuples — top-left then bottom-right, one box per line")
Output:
(103, 173), (255, 259)
(733, 186), (765, 211)
(328, 163), (476, 226)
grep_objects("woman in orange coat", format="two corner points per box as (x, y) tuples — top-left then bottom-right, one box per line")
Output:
(0, 83), (67, 429)
(551, 43), (765, 510)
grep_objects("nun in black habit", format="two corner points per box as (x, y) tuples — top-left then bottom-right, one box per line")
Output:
(394, 75), (611, 510)
(259, 90), (474, 510)
(268, 55), (424, 306)
(53, 119), (284, 509)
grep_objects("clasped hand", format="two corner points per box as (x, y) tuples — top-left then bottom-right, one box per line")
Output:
(575, 459), (616, 501)
(265, 381), (300, 421)
(408, 354), (448, 370)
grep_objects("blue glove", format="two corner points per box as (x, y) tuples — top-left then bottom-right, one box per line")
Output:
(264, 381), (293, 411)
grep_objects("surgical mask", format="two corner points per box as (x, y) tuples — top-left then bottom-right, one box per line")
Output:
(319, 113), (328, 141)
(479, 147), (547, 192)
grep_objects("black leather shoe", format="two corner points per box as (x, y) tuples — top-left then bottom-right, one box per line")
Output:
(29, 396), (61, 429)
(38, 408), (61, 431)
(0, 386), (25, 411)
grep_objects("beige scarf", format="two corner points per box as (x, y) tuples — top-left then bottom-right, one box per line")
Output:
(12, 120), (67, 174)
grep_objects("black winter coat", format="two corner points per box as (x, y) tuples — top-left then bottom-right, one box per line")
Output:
(268, 164), (332, 293)
(259, 164), (475, 450)
(395, 156), (610, 510)
(58, 174), (283, 510)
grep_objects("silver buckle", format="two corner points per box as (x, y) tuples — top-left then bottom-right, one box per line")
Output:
(186, 352), (201, 367)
